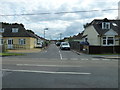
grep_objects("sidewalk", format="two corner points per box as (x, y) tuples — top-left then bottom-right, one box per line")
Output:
(7, 48), (42, 53)
(72, 49), (120, 59)
(104, 56), (120, 59)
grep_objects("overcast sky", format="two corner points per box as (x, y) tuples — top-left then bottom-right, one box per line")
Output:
(0, 0), (119, 40)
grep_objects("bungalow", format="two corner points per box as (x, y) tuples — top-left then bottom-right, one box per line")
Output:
(82, 18), (120, 53)
(0, 22), (43, 49)
(82, 18), (120, 46)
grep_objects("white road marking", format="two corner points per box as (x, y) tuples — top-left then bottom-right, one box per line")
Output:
(59, 50), (63, 60)
(45, 51), (47, 52)
(17, 64), (58, 67)
(2, 69), (91, 75)
(70, 58), (79, 60)
(16, 64), (82, 67)
(91, 59), (100, 60)
(55, 44), (63, 60)
(62, 58), (68, 60)
(81, 58), (89, 60)
(102, 59), (110, 61)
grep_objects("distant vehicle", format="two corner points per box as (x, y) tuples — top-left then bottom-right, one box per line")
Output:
(56, 42), (61, 46)
(36, 42), (43, 48)
(60, 42), (70, 50)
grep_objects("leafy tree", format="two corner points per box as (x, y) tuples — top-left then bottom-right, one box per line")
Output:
(27, 30), (35, 34)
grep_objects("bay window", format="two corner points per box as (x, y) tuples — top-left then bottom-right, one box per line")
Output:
(102, 36), (114, 46)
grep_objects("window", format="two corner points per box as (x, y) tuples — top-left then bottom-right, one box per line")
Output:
(102, 37), (106, 45)
(8, 39), (13, 44)
(19, 39), (25, 45)
(102, 36), (114, 46)
(12, 28), (18, 33)
(0, 39), (3, 45)
(0, 28), (4, 33)
(107, 37), (114, 45)
(102, 22), (110, 29)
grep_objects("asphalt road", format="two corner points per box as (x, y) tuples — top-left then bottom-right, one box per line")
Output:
(2, 44), (119, 88)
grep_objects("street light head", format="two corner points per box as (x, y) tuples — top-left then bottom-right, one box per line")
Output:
(44, 28), (49, 30)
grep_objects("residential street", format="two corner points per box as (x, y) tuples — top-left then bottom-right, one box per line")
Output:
(2, 44), (118, 88)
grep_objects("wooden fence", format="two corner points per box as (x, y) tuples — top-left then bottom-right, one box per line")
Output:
(69, 41), (120, 54)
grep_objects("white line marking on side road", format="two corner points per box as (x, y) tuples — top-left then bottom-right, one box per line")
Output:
(59, 50), (63, 60)
(62, 58), (68, 60)
(102, 59), (110, 61)
(91, 59), (100, 61)
(2, 69), (91, 75)
(45, 51), (47, 52)
(16, 64), (82, 67)
(81, 58), (89, 60)
(17, 64), (58, 67)
(70, 58), (79, 60)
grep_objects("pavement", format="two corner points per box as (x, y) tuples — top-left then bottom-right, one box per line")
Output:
(72, 49), (120, 59)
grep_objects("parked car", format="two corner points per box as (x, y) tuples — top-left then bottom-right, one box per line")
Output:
(60, 42), (70, 50)
(56, 42), (61, 46)
(36, 42), (43, 48)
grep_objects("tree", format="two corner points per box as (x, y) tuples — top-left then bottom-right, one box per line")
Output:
(20, 23), (24, 27)
(27, 30), (35, 34)
(83, 23), (90, 28)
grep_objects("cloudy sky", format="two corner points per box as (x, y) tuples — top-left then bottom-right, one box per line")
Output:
(0, 0), (119, 40)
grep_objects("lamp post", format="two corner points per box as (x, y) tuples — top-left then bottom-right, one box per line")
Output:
(43, 28), (48, 48)
(44, 28), (48, 39)
(60, 33), (62, 40)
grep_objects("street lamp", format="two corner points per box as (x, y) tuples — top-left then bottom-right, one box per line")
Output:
(44, 28), (48, 39)
(60, 33), (62, 40)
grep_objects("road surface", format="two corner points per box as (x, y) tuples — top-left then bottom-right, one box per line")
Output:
(2, 44), (119, 88)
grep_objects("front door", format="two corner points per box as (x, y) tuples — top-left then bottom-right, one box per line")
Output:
(7, 39), (13, 49)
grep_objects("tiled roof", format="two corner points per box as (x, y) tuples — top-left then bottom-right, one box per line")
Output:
(1, 23), (40, 38)
(90, 18), (120, 36)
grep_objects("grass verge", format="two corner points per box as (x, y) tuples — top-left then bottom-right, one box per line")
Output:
(0, 53), (25, 56)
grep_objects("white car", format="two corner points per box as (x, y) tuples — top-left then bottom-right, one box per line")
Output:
(36, 42), (43, 48)
(60, 42), (70, 50)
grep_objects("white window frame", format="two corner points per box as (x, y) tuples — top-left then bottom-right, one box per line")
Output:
(0, 28), (4, 33)
(102, 22), (110, 29)
(19, 39), (26, 45)
(102, 36), (115, 46)
(0, 39), (3, 45)
(12, 28), (18, 33)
